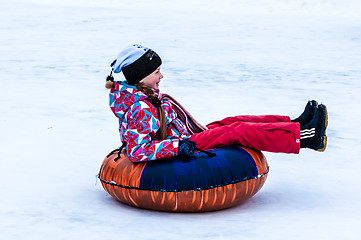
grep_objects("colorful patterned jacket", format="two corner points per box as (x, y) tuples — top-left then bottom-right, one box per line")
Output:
(109, 81), (190, 162)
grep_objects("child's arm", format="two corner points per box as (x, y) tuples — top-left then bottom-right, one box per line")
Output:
(124, 101), (181, 162)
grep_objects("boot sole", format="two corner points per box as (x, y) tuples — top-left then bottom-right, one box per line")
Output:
(317, 104), (328, 152)
(317, 135), (327, 152)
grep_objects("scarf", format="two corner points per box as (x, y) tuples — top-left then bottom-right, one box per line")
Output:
(160, 93), (207, 135)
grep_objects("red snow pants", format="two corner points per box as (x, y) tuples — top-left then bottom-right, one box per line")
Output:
(189, 115), (301, 154)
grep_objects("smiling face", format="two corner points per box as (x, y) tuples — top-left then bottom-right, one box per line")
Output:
(139, 66), (163, 90)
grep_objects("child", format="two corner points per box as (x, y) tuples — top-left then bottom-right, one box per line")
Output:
(105, 44), (328, 162)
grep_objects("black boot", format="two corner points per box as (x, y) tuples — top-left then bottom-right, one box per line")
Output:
(300, 104), (328, 152)
(292, 100), (318, 126)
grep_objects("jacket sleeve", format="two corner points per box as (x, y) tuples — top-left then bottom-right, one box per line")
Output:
(123, 101), (181, 162)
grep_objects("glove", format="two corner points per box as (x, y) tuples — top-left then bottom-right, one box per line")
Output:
(178, 140), (197, 157)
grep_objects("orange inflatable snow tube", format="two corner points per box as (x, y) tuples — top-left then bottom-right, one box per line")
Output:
(98, 146), (269, 212)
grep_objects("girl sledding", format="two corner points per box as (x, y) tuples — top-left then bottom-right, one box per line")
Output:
(104, 44), (328, 162)
(98, 44), (328, 212)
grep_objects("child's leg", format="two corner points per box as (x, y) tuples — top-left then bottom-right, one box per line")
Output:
(190, 121), (300, 154)
(206, 115), (291, 129)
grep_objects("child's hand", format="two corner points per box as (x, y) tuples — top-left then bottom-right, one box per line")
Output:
(178, 140), (197, 157)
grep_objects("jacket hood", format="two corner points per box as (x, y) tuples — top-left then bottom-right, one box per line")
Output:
(109, 81), (149, 121)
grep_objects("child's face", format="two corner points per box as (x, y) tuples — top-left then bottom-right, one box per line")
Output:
(139, 66), (163, 90)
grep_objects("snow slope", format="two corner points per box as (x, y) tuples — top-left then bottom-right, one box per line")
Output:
(1, 0), (361, 239)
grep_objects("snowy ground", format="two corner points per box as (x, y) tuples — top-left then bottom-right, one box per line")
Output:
(1, 0), (361, 239)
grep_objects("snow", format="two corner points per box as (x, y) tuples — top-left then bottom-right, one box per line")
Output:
(1, 0), (361, 239)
